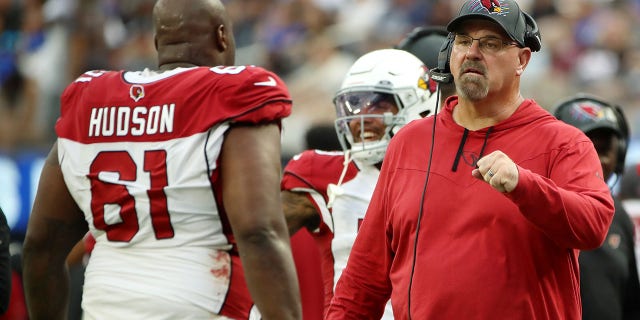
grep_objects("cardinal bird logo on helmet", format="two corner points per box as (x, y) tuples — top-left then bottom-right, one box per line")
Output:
(418, 66), (437, 95)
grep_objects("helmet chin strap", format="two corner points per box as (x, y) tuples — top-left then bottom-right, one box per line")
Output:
(327, 150), (352, 208)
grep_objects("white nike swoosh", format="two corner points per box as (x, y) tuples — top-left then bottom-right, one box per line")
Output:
(254, 76), (277, 87)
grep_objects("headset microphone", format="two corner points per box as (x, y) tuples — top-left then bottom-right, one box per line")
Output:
(428, 33), (454, 84)
(429, 70), (452, 84)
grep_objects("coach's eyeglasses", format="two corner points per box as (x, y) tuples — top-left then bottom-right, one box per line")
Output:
(453, 34), (519, 54)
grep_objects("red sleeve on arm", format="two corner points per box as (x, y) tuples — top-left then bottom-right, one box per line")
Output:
(326, 154), (394, 319)
(56, 76), (86, 138)
(281, 150), (355, 198)
(506, 140), (614, 250)
(226, 68), (292, 124)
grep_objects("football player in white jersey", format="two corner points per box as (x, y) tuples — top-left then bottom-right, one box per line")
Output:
(22, 0), (301, 319)
(281, 48), (442, 319)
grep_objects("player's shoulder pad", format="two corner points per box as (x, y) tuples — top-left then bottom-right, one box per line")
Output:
(61, 70), (115, 116)
(207, 65), (288, 94)
(285, 149), (346, 174)
(283, 149), (349, 192)
(206, 65), (292, 123)
(63, 70), (114, 96)
(290, 149), (344, 163)
(71, 70), (112, 85)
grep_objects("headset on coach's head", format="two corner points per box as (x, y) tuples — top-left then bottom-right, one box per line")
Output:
(429, 12), (541, 84)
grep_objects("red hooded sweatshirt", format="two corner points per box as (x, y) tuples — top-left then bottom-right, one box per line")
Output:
(326, 97), (614, 320)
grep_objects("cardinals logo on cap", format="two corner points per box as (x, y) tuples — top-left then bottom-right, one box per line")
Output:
(481, 0), (503, 13)
(571, 102), (616, 123)
(463, 0), (510, 16)
(130, 85), (145, 102)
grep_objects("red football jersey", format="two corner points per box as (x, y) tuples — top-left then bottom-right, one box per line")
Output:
(56, 66), (291, 319)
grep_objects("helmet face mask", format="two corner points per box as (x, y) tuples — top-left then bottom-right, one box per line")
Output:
(334, 92), (405, 165)
(334, 113), (399, 166)
(332, 49), (439, 165)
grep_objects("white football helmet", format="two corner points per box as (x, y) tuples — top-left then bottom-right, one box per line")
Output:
(333, 48), (439, 165)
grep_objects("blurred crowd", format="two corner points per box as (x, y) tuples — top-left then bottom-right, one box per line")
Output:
(2, 0), (640, 158)
(1, 0), (640, 318)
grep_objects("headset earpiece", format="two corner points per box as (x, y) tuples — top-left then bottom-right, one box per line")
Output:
(429, 33), (454, 84)
(523, 12), (541, 52)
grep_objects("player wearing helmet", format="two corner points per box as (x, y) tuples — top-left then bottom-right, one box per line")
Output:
(554, 94), (640, 320)
(395, 25), (456, 101)
(332, 49), (438, 167)
(281, 48), (439, 319)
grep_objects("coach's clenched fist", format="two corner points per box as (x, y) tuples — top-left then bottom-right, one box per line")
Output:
(472, 150), (519, 193)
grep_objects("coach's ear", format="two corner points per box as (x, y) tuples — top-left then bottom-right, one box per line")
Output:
(516, 48), (531, 76)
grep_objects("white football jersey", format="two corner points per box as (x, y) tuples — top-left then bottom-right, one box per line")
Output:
(282, 150), (394, 319)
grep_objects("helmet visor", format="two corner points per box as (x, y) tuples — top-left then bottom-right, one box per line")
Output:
(334, 92), (399, 118)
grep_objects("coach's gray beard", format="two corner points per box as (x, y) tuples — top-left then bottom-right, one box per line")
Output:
(458, 75), (489, 101)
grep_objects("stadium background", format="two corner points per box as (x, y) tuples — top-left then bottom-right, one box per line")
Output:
(2, 0), (640, 245)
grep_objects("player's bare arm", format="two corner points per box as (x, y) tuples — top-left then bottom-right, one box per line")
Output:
(222, 122), (302, 320)
(23, 143), (88, 320)
(281, 190), (321, 235)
